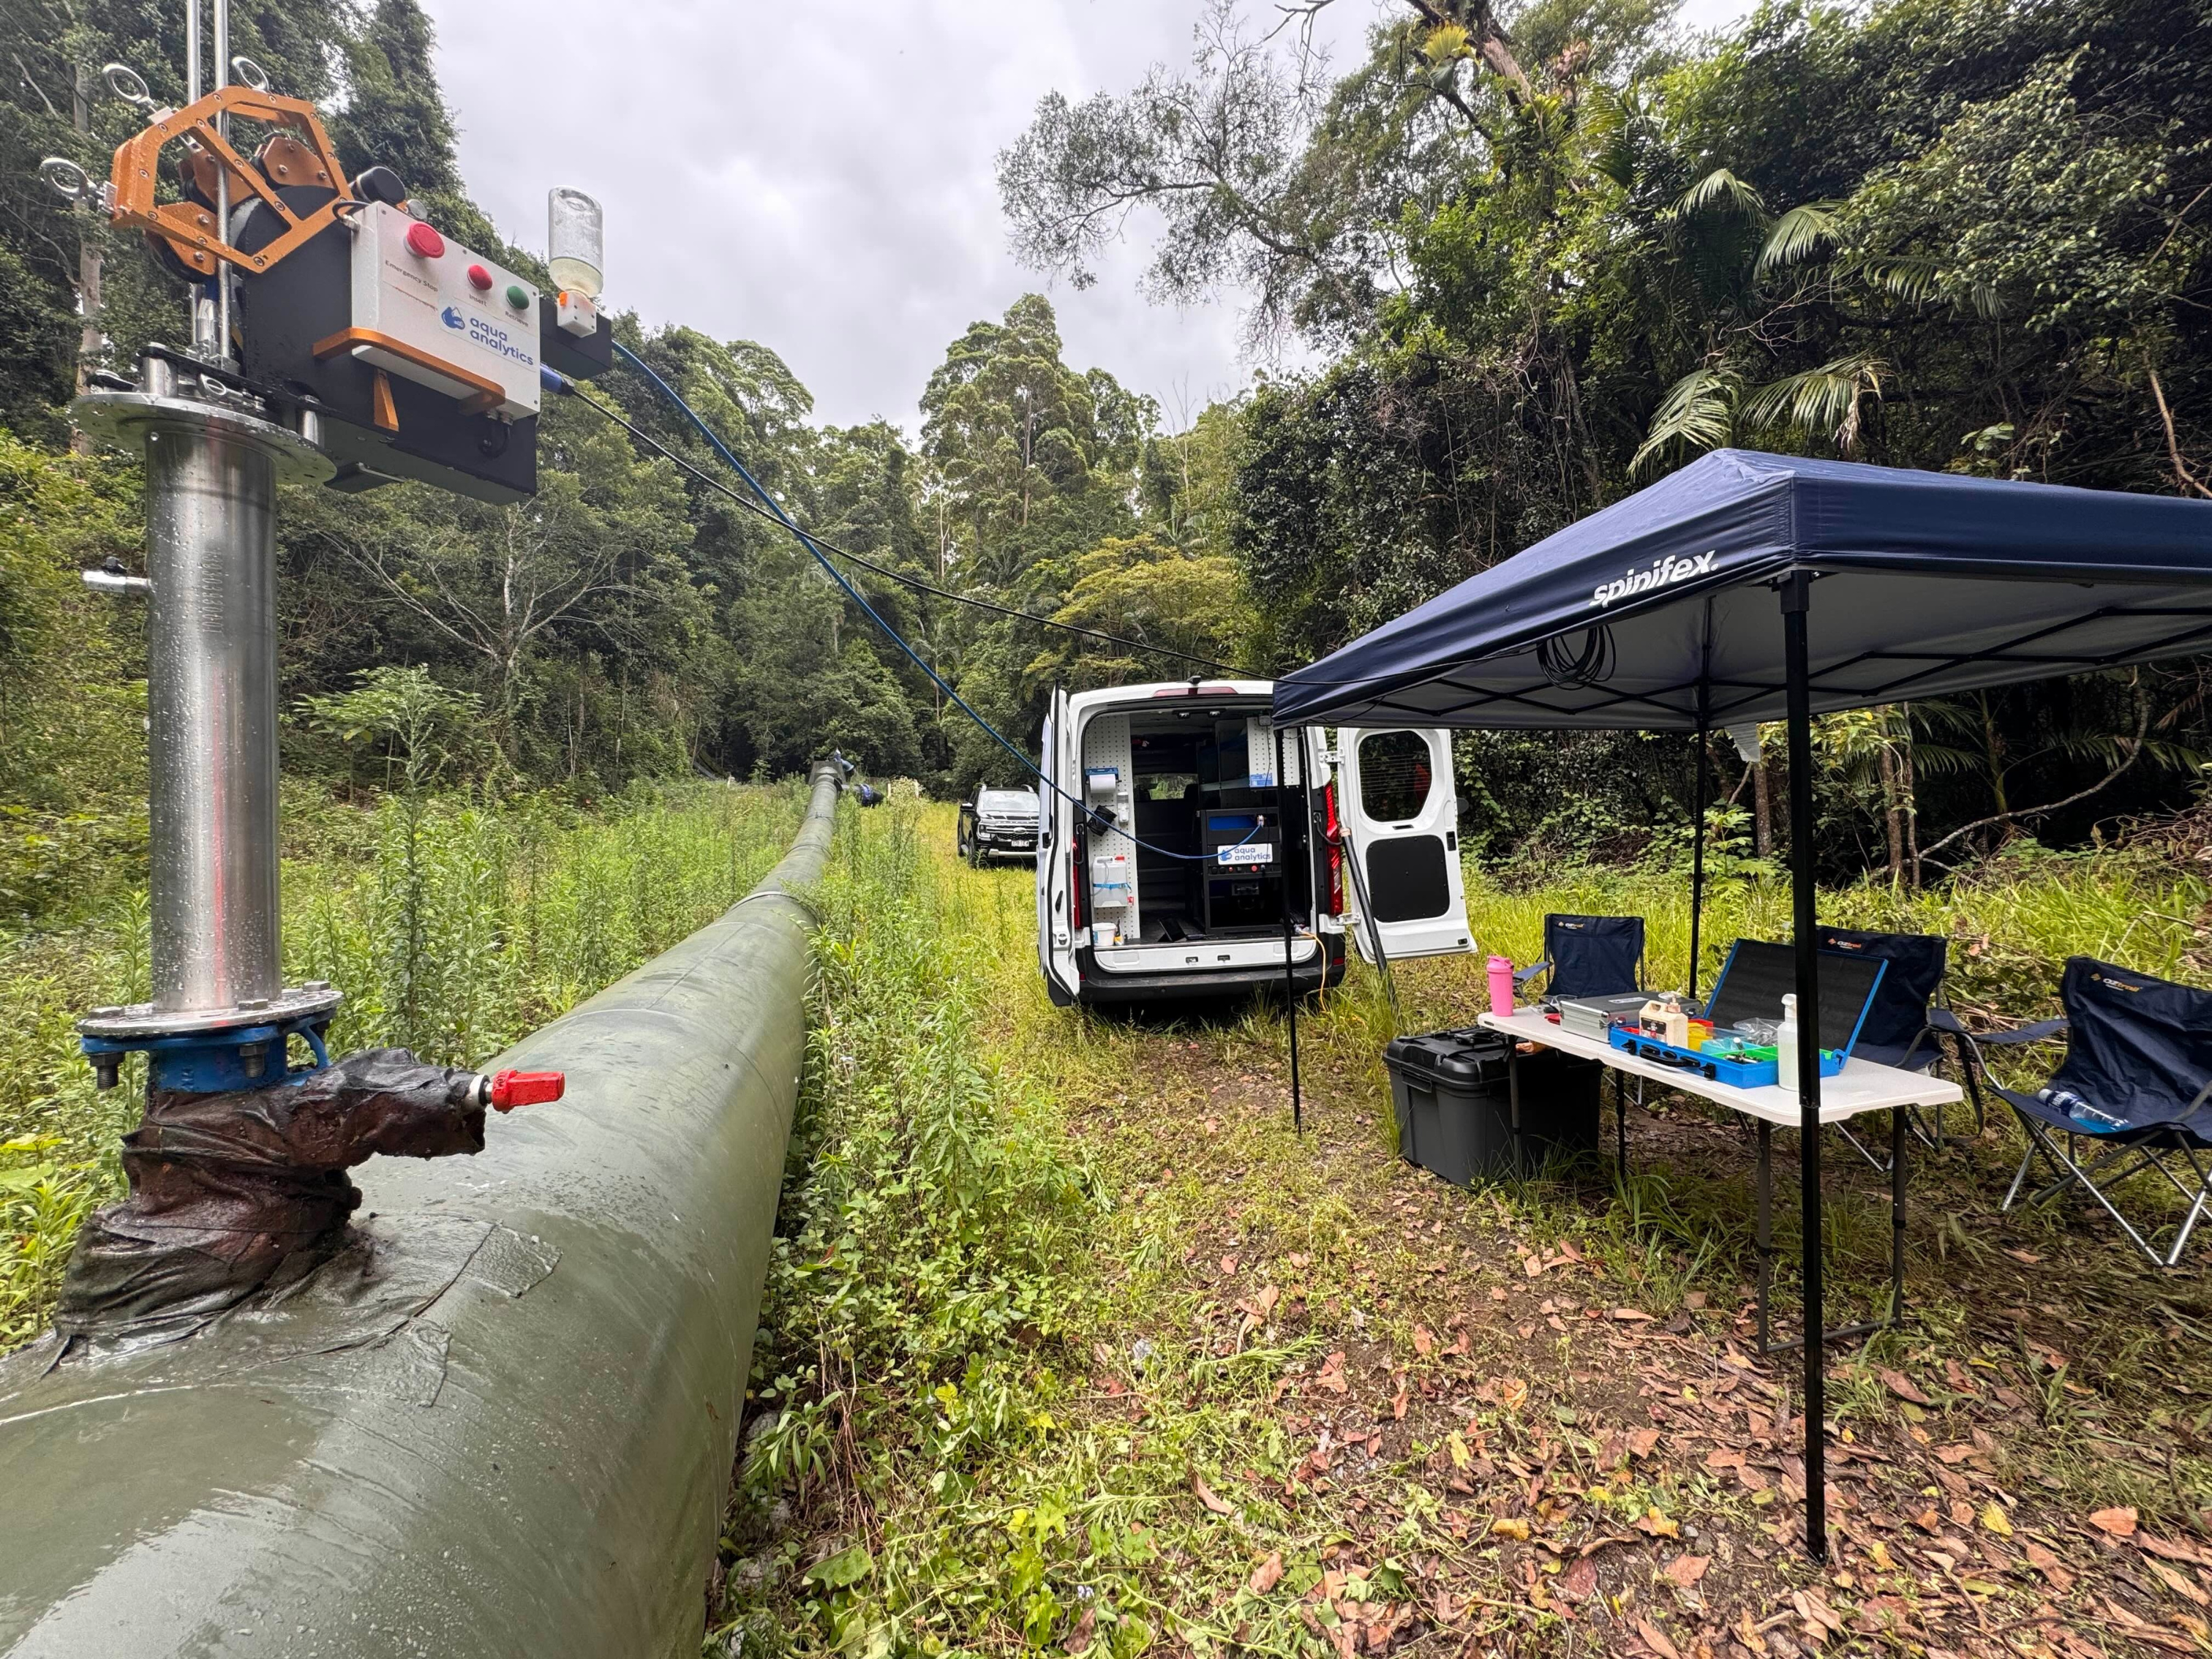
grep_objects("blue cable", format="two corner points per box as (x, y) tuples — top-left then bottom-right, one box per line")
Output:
(592, 343), (1268, 866)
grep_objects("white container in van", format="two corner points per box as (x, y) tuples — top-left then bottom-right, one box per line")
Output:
(1034, 680), (1473, 1007)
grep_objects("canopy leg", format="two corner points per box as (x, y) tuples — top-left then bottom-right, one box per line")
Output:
(1276, 726), (1304, 1135)
(1690, 707), (1710, 1000)
(1783, 571), (1827, 1562)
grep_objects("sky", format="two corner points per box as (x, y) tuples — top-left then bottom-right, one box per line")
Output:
(421, 0), (1756, 434)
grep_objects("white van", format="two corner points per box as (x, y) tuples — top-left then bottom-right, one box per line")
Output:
(1035, 679), (1473, 1007)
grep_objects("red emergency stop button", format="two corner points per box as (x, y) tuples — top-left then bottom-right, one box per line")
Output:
(487, 1069), (565, 1112)
(466, 262), (492, 290)
(405, 220), (445, 259)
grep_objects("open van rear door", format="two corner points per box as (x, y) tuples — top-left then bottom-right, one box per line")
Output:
(1336, 727), (1472, 960)
(1037, 688), (1080, 1002)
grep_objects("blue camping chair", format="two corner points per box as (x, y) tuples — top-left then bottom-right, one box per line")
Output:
(1992, 957), (2212, 1268)
(1516, 914), (1646, 1001)
(1818, 926), (1981, 1148)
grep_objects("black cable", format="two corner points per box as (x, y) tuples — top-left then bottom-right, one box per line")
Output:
(560, 380), (1241, 676)
(589, 349), (1265, 866)
(1537, 624), (1616, 689)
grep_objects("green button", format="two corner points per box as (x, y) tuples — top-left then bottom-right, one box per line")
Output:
(505, 285), (529, 309)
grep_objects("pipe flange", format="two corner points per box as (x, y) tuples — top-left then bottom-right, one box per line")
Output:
(69, 388), (334, 485)
(79, 982), (345, 1042)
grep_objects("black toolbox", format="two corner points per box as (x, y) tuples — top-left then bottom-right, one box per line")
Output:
(1382, 1027), (1604, 1185)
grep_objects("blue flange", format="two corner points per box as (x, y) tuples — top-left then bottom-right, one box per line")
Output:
(78, 983), (345, 1095)
(80, 1016), (332, 1094)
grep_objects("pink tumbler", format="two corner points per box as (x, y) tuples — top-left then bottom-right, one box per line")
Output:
(1487, 955), (1516, 1018)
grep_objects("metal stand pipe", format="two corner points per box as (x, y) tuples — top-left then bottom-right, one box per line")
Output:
(144, 416), (281, 1015)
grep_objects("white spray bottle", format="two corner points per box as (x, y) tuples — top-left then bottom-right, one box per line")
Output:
(1775, 993), (1800, 1097)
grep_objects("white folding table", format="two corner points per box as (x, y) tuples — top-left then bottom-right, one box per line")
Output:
(1476, 1009), (1963, 1352)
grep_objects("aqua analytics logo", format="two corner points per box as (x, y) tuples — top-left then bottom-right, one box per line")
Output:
(440, 305), (466, 331)
(1589, 550), (1718, 609)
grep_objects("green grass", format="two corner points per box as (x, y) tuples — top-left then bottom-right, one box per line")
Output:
(721, 807), (2212, 1659)
(0, 779), (807, 1353)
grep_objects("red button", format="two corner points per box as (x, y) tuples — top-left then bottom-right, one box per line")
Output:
(405, 221), (445, 259)
(466, 263), (492, 290)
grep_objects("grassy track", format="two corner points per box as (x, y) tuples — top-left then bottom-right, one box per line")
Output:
(721, 800), (2212, 1659)
(0, 780), (807, 1352)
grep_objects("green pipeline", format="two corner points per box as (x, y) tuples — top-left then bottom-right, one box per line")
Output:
(0, 763), (845, 1658)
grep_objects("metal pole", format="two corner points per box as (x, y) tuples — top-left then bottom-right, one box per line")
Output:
(1690, 704), (1710, 1000)
(144, 418), (282, 1014)
(1276, 726), (1304, 1133)
(1782, 570), (1826, 1560)
(185, 0), (200, 102)
(212, 0), (230, 363)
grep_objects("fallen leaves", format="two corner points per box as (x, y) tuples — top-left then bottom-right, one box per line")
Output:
(1249, 1552), (1284, 1595)
(1663, 1554), (1711, 1590)
(1313, 1351), (1350, 1395)
(1192, 1470), (1234, 1516)
(1979, 1500), (2013, 1538)
(2090, 1506), (2140, 1539)
(1489, 1517), (1531, 1541)
(1633, 1508), (1681, 1540)
(1878, 1366), (1932, 1406)
(1635, 1615), (1685, 1659)
(2024, 1540), (2075, 1592)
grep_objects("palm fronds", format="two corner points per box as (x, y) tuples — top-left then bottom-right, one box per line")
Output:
(1738, 353), (1888, 454)
(1756, 200), (1843, 274)
(1665, 167), (1766, 222)
(1630, 365), (1739, 475)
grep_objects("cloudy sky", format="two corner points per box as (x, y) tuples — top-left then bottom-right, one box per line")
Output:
(422, 0), (1753, 434)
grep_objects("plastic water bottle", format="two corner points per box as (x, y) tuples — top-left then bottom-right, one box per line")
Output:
(1487, 956), (1516, 1018)
(547, 187), (604, 299)
(1775, 994), (1800, 1097)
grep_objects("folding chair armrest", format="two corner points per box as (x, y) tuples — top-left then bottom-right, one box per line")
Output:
(1971, 1017), (2068, 1047)
(1513, 960), (1551, 986)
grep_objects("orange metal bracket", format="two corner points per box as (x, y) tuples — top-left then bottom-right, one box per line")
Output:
(313, 327), (507, 416)
(108, 86), (355, 280)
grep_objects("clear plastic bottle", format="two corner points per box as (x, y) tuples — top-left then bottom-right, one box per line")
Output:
(1775, 993), (1799, 1096)
(547, 187), (603, 299)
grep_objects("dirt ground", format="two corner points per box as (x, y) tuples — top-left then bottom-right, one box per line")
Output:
(1042, 1000), (2212, 1659)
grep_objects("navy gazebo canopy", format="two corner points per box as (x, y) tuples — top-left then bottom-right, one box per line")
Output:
(1275, 448), (2212, 731)
(1273, 448), (2212, 1557)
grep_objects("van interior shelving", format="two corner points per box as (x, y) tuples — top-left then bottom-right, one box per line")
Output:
(1083, 701), (1312, 946)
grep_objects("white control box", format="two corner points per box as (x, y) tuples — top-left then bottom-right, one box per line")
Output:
(340, 201), (541, 418)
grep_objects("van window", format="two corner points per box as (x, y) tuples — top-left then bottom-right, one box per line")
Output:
(1141, 772), (1197, 802)
(1358, 731), (1434, 822)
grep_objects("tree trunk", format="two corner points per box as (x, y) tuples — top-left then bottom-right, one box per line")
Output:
(1878, 745), (1904, 884)
(1751, 755), (1773, 857)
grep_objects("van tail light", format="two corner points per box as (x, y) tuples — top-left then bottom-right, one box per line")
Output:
(1323, 782), (1345, 917)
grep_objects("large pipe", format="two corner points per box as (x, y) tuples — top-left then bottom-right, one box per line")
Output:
(0, 764), (844, 1658)
(143, 415), (282, 1015)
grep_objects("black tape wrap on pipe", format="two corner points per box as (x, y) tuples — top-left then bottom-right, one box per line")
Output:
(0, 762), (846, 1659)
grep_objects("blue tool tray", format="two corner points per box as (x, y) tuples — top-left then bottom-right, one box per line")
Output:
(1606, 1025), (1844, 1088)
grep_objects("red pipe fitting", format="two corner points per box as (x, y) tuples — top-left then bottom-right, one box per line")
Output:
(484, 1069), (565, 1113)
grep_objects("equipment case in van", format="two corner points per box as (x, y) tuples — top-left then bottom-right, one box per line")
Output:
(1382, 1028), (1603, 1185)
